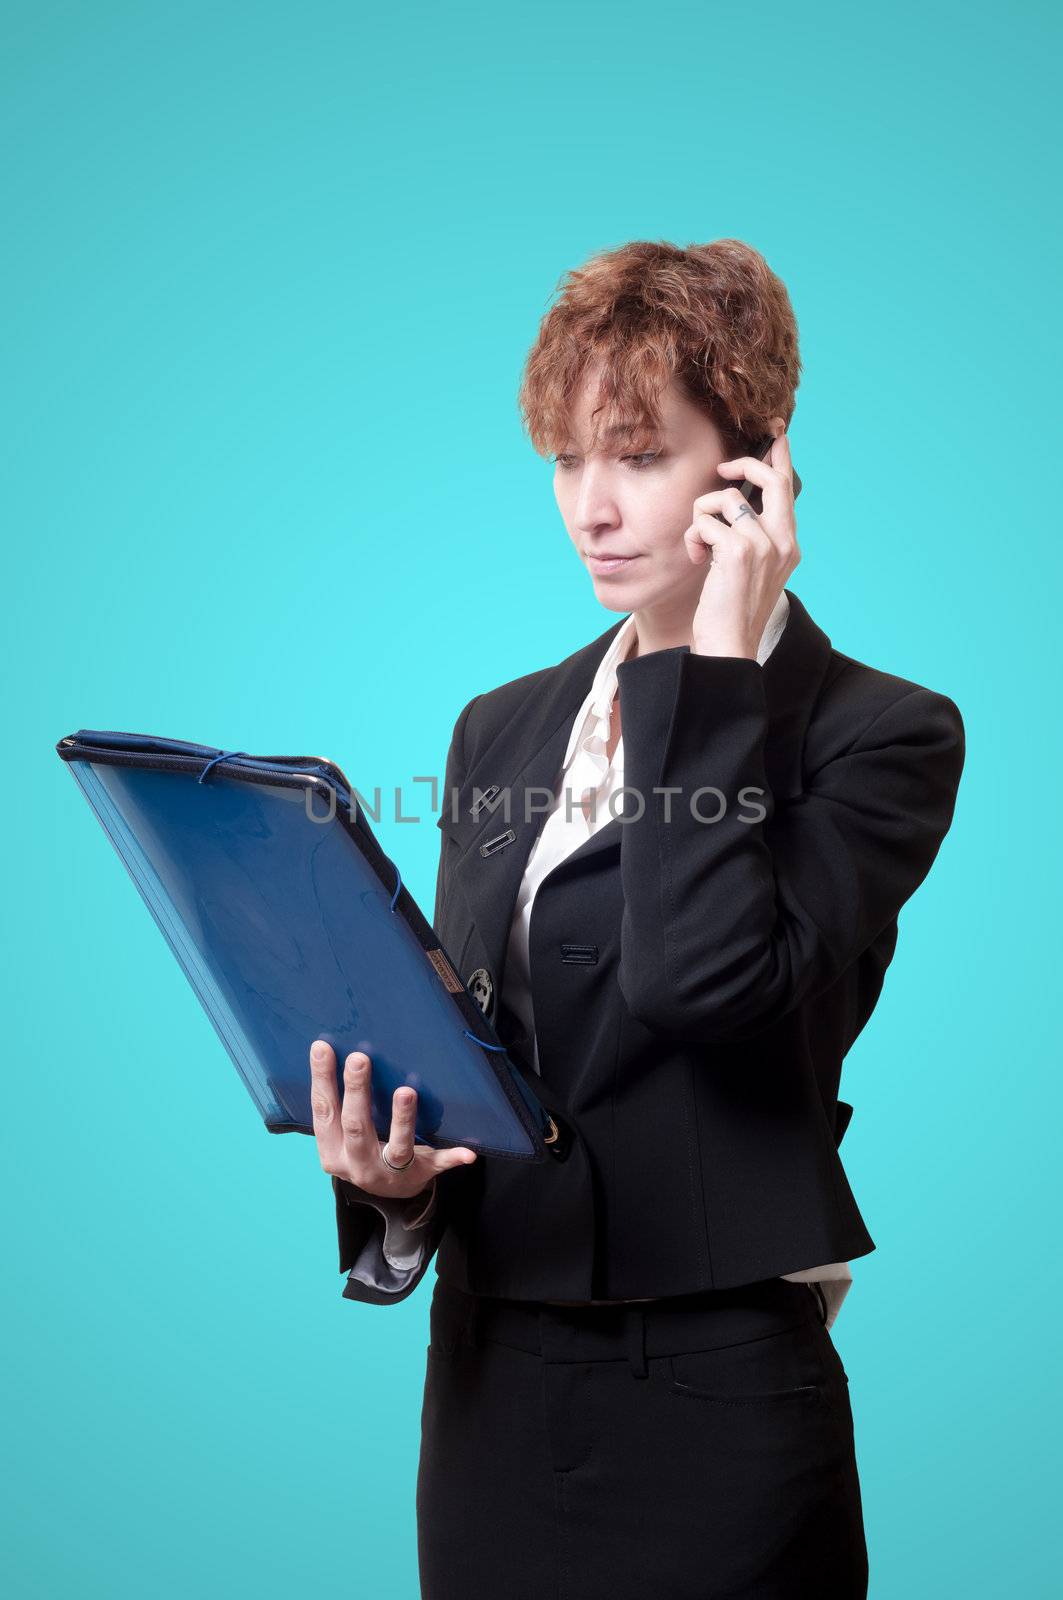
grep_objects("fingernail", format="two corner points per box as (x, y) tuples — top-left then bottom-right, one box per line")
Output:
(311, 1041), (329, 1060)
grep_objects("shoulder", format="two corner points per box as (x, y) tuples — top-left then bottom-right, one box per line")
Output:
(453, 619), (625, 757)
(473, 660), (557, 724)
(458, 662), (554, 763)
(807, 643), (965, 773)
(439, 661), (557, 768)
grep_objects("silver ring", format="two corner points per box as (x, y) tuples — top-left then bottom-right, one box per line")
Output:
(381, 1142), (415, 1171)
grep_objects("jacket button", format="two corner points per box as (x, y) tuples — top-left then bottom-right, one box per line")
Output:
(543, 1114), (571, 1161)
(467, 966), (494, 1017)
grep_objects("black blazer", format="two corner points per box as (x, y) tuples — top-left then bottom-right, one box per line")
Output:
(332, 589), (966, 1305)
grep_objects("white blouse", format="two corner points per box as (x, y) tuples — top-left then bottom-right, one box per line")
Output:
(353, 596), (853, 1330)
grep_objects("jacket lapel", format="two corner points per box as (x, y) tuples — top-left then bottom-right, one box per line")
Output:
(438, 588), (833, 1002)
(436, 615), (629, 991)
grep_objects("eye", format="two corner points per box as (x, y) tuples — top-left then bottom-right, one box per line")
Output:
(622, 452), (662, 470)
(552, 453), (578, 470)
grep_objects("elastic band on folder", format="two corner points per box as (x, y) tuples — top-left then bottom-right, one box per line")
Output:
(461, 1031), (555, 1142)
(197, 750), (246, 784)
(462, 1030), (506, 1051)
(388, 864), (402, 912)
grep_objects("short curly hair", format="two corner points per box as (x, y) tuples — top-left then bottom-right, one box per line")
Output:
(518, 237), (801, 460)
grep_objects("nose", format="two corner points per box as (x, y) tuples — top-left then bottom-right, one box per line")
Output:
(572, 462), (620, 535)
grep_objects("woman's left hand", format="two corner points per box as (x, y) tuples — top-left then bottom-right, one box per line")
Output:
(685, 432), (802, 659)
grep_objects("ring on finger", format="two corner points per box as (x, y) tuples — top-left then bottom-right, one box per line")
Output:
(381, 1142), (416, 1171)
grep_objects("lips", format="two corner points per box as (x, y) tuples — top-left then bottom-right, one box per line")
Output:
(587, 553), (640, 574)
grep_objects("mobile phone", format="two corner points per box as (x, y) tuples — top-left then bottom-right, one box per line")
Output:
(735, 433), (778, 517)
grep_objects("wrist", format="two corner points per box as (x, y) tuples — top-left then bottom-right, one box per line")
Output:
(404, 1176), (438, 1229)
(692, 638), (756, 659)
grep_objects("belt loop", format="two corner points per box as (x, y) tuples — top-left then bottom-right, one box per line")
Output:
(624, 1307), (648, 1378)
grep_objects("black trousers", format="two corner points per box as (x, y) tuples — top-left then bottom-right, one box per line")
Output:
(416, 1276), (868, 1599)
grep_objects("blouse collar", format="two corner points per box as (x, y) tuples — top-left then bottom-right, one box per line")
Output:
(561, 588), (792, 777)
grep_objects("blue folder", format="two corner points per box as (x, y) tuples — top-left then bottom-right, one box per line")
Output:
(56, 729), (552, 1161)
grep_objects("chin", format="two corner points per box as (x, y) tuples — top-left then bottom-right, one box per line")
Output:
(589, 566), (669, 610)
(589, 567), (651, 600)
(592, 588), (643, 616)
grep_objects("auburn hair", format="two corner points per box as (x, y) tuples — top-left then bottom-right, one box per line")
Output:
(517, 238), (801, 460)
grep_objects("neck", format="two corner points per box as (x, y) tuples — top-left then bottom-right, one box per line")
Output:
(627, 589), (702, 658)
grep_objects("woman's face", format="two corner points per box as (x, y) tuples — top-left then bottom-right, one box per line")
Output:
(553, 368), (771, 613)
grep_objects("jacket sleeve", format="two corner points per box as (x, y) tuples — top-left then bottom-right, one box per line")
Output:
(613, 646), (966, 1044)
(332, 1175), (444, 1304)
(330, 690), (480, 1305)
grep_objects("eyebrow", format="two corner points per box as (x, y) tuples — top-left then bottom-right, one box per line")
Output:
(604, 422), (660, 440)
(564, 423), (663, 449)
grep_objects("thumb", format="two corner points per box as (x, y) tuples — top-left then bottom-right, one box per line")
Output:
(437, 1147), (478, 1170)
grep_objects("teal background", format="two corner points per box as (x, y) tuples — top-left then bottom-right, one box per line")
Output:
(3, 1), (1058, 1595)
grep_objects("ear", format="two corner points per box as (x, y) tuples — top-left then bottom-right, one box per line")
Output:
(767, 417), (802, 501)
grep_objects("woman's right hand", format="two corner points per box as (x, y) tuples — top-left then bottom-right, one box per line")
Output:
(308, 1039), (478, 1201)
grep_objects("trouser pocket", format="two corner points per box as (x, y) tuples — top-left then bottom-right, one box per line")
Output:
(664, 1317), (830, 1404)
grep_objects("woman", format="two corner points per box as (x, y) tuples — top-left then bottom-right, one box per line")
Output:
(308, 238), (966, 1598)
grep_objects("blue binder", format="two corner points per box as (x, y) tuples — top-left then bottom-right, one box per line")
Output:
(56, 729), (552, 1161)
